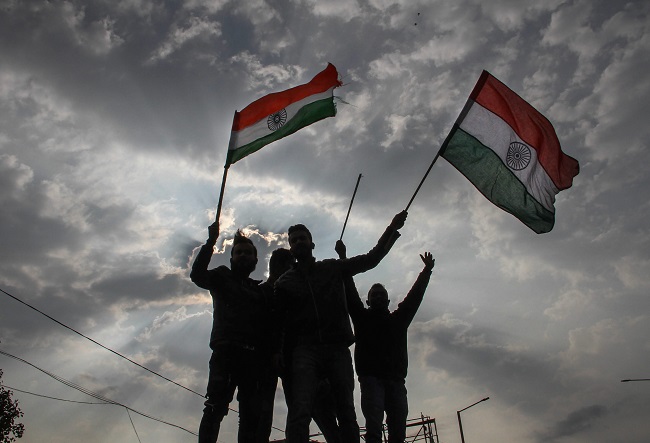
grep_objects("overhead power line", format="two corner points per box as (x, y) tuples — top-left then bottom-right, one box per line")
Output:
(0, 348), (198, 436)
(4, 384), (144, 441)
(126, 408), (143, 443)
(2, 385), (110, 405)
(0, 286), (204, 398)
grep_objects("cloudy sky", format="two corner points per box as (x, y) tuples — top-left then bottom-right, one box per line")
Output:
(1, 0), (649, 442)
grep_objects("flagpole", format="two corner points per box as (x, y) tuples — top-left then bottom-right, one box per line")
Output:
(405, 146), (444, 211)
(214, 110), (239, 224)
(215, 165), (229, 223)
(340, 173), (363, 240)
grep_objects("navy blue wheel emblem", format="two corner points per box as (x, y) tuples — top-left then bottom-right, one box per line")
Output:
(267, 109), (287, 131)
(506, 142), (531, 170)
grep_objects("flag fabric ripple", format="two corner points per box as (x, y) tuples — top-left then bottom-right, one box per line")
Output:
(441, 70), (579, 234)
(226, 63), (342, 166)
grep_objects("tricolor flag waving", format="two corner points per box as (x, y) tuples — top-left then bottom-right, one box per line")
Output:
(440, 70), (579, 234)
(226, 63), (342, 166)
(214, 63), (342, 223)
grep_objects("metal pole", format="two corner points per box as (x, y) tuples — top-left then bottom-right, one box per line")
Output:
(457, 410), (466, 443)
(432, 417), (439, 443)
(456, 397), (489, 443)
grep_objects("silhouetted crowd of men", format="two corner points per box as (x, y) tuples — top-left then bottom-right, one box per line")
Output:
(190, 211), (435, 443)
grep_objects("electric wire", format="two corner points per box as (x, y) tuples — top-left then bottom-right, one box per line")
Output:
(0, 286), (277, 426)
(0, 286), (204, 398)
(0, 348), (198, 436)
(5, 383), (142, 441)
(125, 407), (143, 443)
(2, 385), (110, 405)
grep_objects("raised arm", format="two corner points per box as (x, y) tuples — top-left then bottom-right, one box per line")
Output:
(342, 210), (408, 275)
(394, 252), (435, 324)
(336, 240), (365, 319)
(190, 221), (219, 289)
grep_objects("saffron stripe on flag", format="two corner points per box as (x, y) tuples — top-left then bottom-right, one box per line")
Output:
(470, 71), (578, 190)
(233, 63), (341, 131)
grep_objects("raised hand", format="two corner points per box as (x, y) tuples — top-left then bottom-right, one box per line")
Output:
(390, 210), (408, 230)
(207, 221), (219, 243)
(335, 240), (347, 259)
(420, 252), (435, 270)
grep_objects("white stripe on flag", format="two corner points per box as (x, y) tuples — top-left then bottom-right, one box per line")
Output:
(460, 103), (559, 212)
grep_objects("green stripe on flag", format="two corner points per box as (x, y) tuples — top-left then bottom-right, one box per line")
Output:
(227, 98), (336, 165)
(442, 127), (555, 234)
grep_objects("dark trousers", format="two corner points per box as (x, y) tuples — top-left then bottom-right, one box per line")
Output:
(282, 370), (341, 442)
(256, 363), (279, 442)
(359, 376), (408, 443)
(198, 345), (264, 443)
(285, 344), (359, 443)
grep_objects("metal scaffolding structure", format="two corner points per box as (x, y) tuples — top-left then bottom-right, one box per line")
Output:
(270, 413), (440, 443)
(402, 413), (439, 443)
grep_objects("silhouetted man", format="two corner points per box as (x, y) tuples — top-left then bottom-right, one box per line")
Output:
(190, 221), (267, 443)
(259, 248), (342, 443)
(257, 248), (293, 442)
(336, 240), (434, 443)
(275, 211), (408, 443)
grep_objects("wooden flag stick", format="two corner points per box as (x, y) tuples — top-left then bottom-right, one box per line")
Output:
(214, 111), (238, 224)
(215, 165), (229, 223)
(340, 173), (363, 240)
(405, 146), (444, 211)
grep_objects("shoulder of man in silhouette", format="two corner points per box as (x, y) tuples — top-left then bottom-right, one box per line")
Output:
(260, 247), (294, 294)
(260, 247), (296, 331)
(190, 222), (267, 350)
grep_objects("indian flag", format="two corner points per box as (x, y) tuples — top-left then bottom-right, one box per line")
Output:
(440, 70), (579, 234)
(226, 63), (342, 166)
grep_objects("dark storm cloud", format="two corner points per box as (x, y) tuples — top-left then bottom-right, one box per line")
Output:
(411, 318), (559, 413)
(90, 271), (189, 303)
(535, 404), (608, 441)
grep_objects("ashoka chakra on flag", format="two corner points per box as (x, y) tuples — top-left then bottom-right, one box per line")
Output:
(267, 109), (288, 131)
(506, 142), (531, 171)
